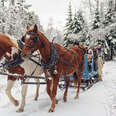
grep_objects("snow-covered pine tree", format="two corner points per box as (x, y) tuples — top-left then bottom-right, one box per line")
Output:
(71, 10), (87, 44)
(0, 0), (6, 6)
(63, 1), (73, 47)
(102, 0), (116, 59)
(67, 9), (91, 46)
(0, 0), (43, 39)
(16, 0), (43, 37)
(103, 0), (114, 26)
(92, 8), (101, 30)
(0, 0), (7, 33)
(72, 10), (84, 34)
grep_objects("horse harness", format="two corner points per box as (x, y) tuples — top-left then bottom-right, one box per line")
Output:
(20, 32), (59, 75)
(21, 32), (85, 76)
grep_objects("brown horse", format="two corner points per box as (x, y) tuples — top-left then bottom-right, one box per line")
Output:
(0, 34), (22, 107)
(0, 34), (43, 112)
(21, 25), (85, 112)
(0, 34), (19, 59)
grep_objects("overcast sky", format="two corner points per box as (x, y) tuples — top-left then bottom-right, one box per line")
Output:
(26, 0), (83, 30)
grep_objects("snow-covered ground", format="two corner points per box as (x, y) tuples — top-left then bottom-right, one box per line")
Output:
(0, 60), (116, 116)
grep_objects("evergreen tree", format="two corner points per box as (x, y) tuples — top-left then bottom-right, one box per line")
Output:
(0, 0), (7, 33)
(72, 10), (84, 34)
(92, 8), (101, 30)
(0, 0), (6, 6)
(103, 9), (114, 26)
(63, 2), (73, 47)
(0, 0), (43, 39)
(102, 0), (116, 59)
(103, 0), (115, 26)
(71, 10), (88, 45)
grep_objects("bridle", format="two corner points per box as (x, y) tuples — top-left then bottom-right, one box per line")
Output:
(20, 32), (44, 55)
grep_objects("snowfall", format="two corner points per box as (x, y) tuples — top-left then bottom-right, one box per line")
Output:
(0, 59), (116, 116)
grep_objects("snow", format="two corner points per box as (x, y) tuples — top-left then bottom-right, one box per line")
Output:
(0, 60), (116, 116)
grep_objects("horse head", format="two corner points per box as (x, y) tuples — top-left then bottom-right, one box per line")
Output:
(21, 24), (44, 58)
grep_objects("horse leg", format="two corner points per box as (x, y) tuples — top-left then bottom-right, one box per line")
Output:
(45, 72), (57, 103)
(73, 75), (78, 88)
(63, 76), (70, 102)
(74, 71), (82, 99)
(73, 78), (78, 88)
(16, 79), (29, 112)
(46, 79), (52, 100)
(34, 78), (40, 101)
(49, 76), (59, 112)
(49, 78), (58, 104)
(6, 80), (19, 106)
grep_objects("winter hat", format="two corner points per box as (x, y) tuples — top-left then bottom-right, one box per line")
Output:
(97, 45), (102, 49)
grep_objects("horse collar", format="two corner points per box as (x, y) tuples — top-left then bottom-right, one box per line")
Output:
(41, 43), (59, 71)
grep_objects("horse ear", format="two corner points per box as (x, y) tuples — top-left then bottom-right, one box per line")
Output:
(33, 24), (38, 33)
(26, 25), (30, 31)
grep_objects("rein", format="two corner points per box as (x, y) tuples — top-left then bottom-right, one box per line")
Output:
(29, 57), (41, 66)
(1, 51), (24, 69)
(17, 38), (42, 68)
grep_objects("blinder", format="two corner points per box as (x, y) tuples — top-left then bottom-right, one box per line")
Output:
(33, 36), (38, 43)
(17, 39), (24, 50)
(21, 36), (25, 42)
(17, 36), (25, 50)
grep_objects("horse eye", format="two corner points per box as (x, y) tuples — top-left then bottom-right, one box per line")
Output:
(21, 36), (24, 42)
(33, 37), (37, 43)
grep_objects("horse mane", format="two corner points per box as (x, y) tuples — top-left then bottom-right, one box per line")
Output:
(38, 31), (79, 55)
(38, 31), (50, 42)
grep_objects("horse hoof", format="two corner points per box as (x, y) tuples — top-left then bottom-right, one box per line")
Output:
(49, 108), (54, 112)
(74, 96), (78, 99)
(16, 108), (24, 113)
(34, 97), (38, 101)
(14, 100), (19, 106)
(63, 97), (67, 102)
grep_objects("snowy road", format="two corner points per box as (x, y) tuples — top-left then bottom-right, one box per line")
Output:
(0, 60), (116, 116)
